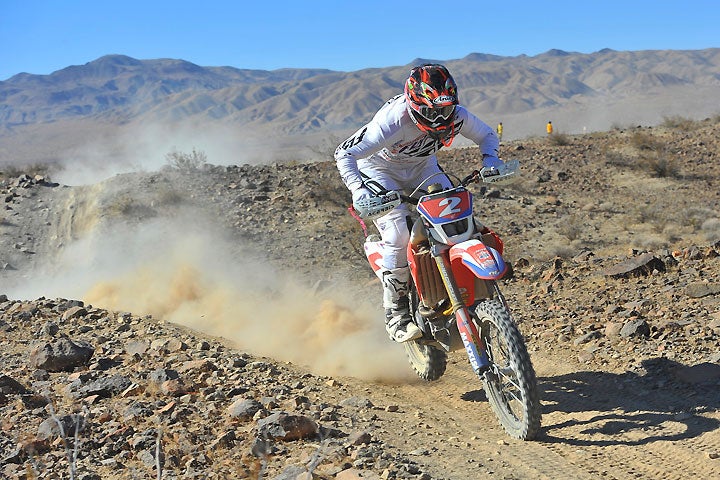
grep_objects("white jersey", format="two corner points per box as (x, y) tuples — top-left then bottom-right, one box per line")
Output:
(334, 94), (499, 192)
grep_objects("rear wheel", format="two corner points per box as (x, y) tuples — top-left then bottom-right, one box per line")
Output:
(404, 339), (447, 381)
(404, 277), (447, 381)
(475, 300), (541, 440)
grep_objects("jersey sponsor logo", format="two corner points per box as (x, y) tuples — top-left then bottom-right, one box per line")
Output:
(390, 118), (464, 157)
(338, 127), (368, 151)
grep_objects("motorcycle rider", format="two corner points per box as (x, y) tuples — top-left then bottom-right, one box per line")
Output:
(334, 63), (504, 342)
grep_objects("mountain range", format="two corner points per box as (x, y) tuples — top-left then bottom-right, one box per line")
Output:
(1, 48), (719, 167)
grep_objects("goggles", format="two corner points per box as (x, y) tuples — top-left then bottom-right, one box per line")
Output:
(417, 104), (456, 122)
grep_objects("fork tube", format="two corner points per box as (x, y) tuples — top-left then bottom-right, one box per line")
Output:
(433, 251), (489, 374)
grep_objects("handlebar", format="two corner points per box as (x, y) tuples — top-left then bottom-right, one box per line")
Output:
(353, 160), (520, 219)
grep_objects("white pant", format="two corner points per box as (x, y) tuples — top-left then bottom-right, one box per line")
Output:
(358, 156), (453, 270)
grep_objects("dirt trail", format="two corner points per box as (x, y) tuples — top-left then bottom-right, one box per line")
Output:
(335, 347), (720, 479)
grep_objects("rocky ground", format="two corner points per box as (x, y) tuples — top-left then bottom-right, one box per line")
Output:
(2, 117), (720, 479)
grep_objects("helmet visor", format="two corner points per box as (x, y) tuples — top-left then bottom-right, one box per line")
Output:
(417, 104), (456, 122)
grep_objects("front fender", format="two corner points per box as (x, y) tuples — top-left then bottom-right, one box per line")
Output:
(449, 239), (507, 279)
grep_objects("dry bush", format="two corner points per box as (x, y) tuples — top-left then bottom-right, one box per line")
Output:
(547, 132), (571, 146)
(155, 187), (184, 206)
(337, 209), (368, 258)
(679, 206), (717, 232)
(1, 162), (52, 179)
(701, 217), (720, 242)
(661, 115), (696, 131)
(629, 131), (662, 151)
(556, 215), (583, 241)
(632, 203), (673, 231)
(165, 147), (207, 172)
(623, 132), (680, 178)
(106, 195), (155, 218)
(637, 149), (679, 178)
(544, 242), (577, 260)
(630, 234), (667, 251)
(601, 143), (633, 167)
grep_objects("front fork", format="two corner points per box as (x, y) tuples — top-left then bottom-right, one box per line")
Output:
(432, 246), (490, 375)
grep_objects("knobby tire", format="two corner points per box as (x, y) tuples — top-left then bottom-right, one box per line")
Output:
(475, 299), (542, 440)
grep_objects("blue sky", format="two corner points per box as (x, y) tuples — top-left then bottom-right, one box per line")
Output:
(1, 0), (718, 81)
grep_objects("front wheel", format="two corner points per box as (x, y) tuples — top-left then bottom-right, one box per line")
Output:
(475, 300), (541, 440)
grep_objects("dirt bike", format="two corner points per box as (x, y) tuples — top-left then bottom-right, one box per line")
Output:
(354, 160), (541, 440)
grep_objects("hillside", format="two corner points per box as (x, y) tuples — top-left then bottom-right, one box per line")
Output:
(2, 119), (720, 479)
(2, 49), (720, 167)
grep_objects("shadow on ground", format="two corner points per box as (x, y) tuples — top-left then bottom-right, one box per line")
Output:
(538, 357), (720, 446)
(458, 357), (719, 445)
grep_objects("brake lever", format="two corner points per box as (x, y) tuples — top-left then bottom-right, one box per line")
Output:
(461, 170), (481, 186)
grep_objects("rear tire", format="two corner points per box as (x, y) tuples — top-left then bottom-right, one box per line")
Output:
(404, 275), (447, 381)
(475, 300), (541, 440)
(404, 340), (447, 381)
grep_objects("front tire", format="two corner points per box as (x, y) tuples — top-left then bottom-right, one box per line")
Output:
(475, 300), (541, 440)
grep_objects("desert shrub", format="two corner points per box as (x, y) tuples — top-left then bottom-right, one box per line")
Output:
(556, 215), (583, 241)
(633, 203), (672, 229)
(701, 217), (720, 241)
(548, 132), (571, 146)
(660, 115), (696, 131)
(155, 187), (184, 206)
(625, 132), (680, 178)
(106, 195), (155, 218)
(679, 207), (716, 232)
(544, 242), (576, 260)
(165, 147), (207, 172)
(629, 131), (662, 151)
(604, 150), (633, 167)
(637, 150), (679, 178)
(631, 234), (667, 250)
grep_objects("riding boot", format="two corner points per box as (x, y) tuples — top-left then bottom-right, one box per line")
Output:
(382, 266), (422, 342)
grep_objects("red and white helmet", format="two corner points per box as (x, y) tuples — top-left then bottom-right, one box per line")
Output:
(404, 64), (459, 143)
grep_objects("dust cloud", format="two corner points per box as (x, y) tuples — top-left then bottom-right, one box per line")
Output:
(11, 216), (414, 383)
(48, 120), (322, 186)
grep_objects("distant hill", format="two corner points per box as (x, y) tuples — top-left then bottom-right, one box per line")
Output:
(1, 49), (719, 167)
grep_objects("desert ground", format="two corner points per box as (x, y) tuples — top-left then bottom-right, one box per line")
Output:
(2, 116), (720, 479)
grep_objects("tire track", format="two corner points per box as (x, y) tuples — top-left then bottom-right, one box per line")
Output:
(350, 347), (720, 480)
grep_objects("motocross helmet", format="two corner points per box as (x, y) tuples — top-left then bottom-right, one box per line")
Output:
(404, 64), (459, 144)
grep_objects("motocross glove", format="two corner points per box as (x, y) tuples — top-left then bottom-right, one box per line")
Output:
(482, 155), (504, 169)
(352, 186), (374, 215)
(481, 155), (503, 177)
(352, 186), (373, 205)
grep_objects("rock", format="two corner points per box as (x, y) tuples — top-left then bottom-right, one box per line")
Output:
(0, 374), (29, 394)
(29, 337), (95, 372)
(685, 282), (720, 298)
(604, 254), (665, 278)
(620, 319), (650, 338)
(61, 306), (88, 321)
(256, 412), (318, 441)
(37, 414), (86, 440)
(228, 398), (262, 419)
